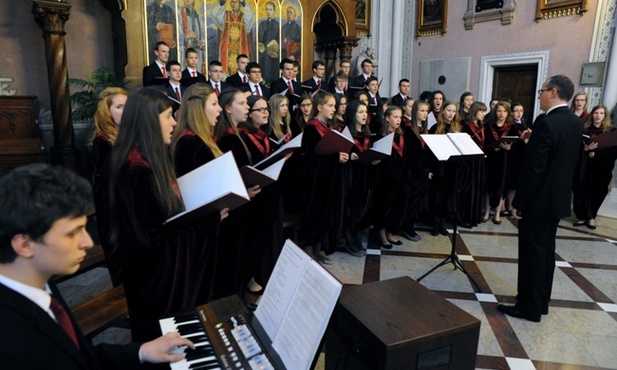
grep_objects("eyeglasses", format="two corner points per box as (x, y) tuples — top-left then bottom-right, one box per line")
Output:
(250, 107), (270, 113)
(537, 88), (552, 95)
(300, 103), (312, 108)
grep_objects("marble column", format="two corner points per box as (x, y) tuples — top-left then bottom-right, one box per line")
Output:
(32, 0), (78, 171)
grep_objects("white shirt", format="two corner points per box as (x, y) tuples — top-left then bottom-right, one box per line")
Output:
(0, 273), (56, 320)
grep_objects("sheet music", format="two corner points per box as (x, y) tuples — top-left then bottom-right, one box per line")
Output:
(253, 133), (303, 170)
(166, 152), (249, 222)
(255, 240), (342, 370)
(447, 133), (484, 156)
(372, 132), (394, 154)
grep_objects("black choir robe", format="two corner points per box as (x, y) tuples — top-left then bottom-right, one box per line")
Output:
(114, 147), (218, 341)
(402, 125), (431, 224)
(484, 121), (519, 208)
(460, 120), (487, 225)
(573, 126), (617, 220)
(300, 118), (349, 254)
(346, 132), (376, 232)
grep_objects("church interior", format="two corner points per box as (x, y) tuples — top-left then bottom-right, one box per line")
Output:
(2, 0), (617, 369)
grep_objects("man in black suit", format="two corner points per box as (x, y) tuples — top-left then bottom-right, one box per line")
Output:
(165, 60), (187, 103)
(181, 47), (207, 86)
(206, 60), (231, 97)
(330, 71), (349, 97)
(226, 54), (250, 88)
(328, 59), (351, 93)
(0, 164), (194, 370)
(270, 58), (302, 109)
(498, 75), (583, 322)
(240, 62), (271, 99)
(351, 58), (373, 88)
(142, 41), (170, 87)
(390, 78), (411, 108)
(301, 60), (326, 93)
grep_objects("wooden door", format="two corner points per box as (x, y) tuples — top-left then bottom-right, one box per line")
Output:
(492, 65), (538, 125)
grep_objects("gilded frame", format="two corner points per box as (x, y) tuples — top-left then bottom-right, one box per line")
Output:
(416, 0), (448, 37)
(355, 0), (371, 30)
(535, 0), (588, 20)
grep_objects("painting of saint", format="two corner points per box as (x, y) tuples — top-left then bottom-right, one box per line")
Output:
(178, 0), (206, 72)
(146, 0), (178, 63)
(281, 1), (301, 63)
(210, 0), (256, 75)
(257, 1), (280, 83)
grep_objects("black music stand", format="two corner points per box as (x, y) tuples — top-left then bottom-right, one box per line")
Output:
(416, 133), (483, 292)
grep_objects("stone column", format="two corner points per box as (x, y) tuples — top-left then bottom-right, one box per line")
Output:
(32, 0), (78, 171)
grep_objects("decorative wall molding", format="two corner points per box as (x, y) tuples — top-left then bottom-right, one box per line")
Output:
(0, 77), (17, 96)
(464, 0), (516, 30)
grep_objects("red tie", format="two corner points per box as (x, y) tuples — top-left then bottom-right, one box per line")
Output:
(287, 81), (293, 94)
(214, 83), (220, 96)
(317, 79), (321, 89)
(50, 295), (80, 348)
(161, 67), (167, 78)
(192, 71), (197, 77)
(254, 84), (261, 97)
(243, 75), (248, 84)
(175, 87), (181, 100)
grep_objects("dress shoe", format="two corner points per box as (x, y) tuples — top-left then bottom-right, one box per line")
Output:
(573, 220), (586, 227)
(481, 217), (489, 223)
(313, 248), (333, 265)
(492, 217), (502, 225)
(401, 230), (422, 242)
(497, 304), (541, 322)
(387, 238), (403, 246)
(586, 220), (596, 230)
(458, 221), (473, 229)
(430, 228), (439, 236)
(381, 243), (393, 250)
(345, 243), (366, 257)
(438, 224), (448, 236)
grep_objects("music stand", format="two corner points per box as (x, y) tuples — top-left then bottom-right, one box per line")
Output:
(417, 133), (483, 292)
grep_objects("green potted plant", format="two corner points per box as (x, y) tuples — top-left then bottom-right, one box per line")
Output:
(69, 67), (129, 121)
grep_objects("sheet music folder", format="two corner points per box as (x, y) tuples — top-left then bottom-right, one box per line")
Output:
(356, 132), (394, 164)
(421, 132), (484, 161)
(165, 152), (249, 223)
(240, 156), (287, 188)
(584, 129), (617, 151)
(254, 240), (343, 370)
(253, 133), (303, 170)
(315, 126), (354, 155)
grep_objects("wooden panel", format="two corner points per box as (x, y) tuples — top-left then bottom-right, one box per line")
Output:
(493, 65), (538, 125)
(72, 285), (128, 337)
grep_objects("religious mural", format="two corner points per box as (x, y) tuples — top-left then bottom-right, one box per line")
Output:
(144, 0), (303, 78)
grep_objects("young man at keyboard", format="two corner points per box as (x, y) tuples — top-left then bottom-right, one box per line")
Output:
(0, 164), (195, 370)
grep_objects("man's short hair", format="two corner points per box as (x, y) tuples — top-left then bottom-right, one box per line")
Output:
(547, 75), (575, 102)
(361, 58), (373, 68)
(280, 58), (294, 69)
(399, 78), (410, 86)
(0, 164), (93, 263)
(236, 54), (249, 63)
(265, 1), (275, 10)
(312, 61), (325, 70)
(335, 71), (348, 81)
(365, 76), (379, 86)
(185, 47), (198, 58)
(209, 60), (223, 69)
(340, 59), (351, 66)
(246, 62), (262, 74)
(154, 41), (169, 52)
(166, 60), (181, 71)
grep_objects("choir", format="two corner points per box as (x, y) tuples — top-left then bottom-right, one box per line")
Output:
(86, 51), (615, 341)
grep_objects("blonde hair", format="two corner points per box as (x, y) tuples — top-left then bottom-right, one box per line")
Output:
(172, 83), (223, 158)
(585, 104), (612, 132)
(268, 95), (291, 140)
(435, 101), (462, 134)
(91, 87), (127, 145)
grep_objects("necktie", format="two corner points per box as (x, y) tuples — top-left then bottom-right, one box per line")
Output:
(50, 295), (80, 348)
(214, 83), (220, 96)
(287, 81), (293, 95)
(317, 79), (321, 90)
(243, 75), (248, 84)
(161, 67), (167, 78)
(255, 84), (261, 97)
(373, 96), (377, 105)
(192, 71), (197, 77)
(175, 87), (181, 100)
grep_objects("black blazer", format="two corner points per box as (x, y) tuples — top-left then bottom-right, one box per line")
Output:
(181, 69), (207, 85)
(512, 106), (584, 218)
(240, 83), (271, 99)
(0, 283), (141, 370)
(301, 77), (324, 93)
(226, 73), (248, 88)
(270, 78), (302, 96)
(390, 93), (408, 108)
(164, 83), (187, 100)
(142, 62), (168, 87)
(205, 80), (232, 94)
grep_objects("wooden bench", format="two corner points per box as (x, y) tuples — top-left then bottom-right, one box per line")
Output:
(72, 284), (128, 338)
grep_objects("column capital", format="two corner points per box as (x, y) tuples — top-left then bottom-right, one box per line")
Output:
(32, 0), (71, 35)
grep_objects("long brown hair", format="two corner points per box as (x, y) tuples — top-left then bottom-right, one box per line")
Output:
(435, 101), (462, 134)
(585, 104), (612, 132)
(268, 94), (291, 139)
(171, 83), (223, 158)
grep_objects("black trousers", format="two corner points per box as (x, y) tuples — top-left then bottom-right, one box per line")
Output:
(516, 216), (560, 316)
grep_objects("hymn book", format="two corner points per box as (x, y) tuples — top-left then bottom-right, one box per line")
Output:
(253, 133), (303, 170)
(421, 132), (484, 161)
(240, 157), (287, 188)
(315, 126), (354, 155)
(355, 132), (394, 164)
(165, 152), (249, 223)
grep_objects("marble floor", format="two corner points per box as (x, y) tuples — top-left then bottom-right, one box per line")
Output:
(58, 194), (617, 370)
